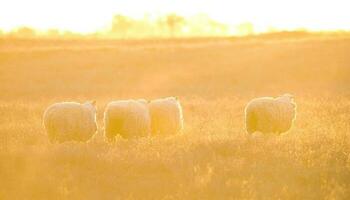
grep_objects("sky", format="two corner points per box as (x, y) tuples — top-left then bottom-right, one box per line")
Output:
(0, 0), (349, 33)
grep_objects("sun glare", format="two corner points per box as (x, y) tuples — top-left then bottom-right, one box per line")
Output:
(2, 0), (350, 199)
(0, 0), (349, 35)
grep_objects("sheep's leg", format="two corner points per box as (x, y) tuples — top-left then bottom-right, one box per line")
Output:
(246, 111), (257, 134)
(104, 121), (115, 142)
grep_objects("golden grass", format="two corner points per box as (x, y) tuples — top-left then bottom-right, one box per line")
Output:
(0, 35), (350, 199)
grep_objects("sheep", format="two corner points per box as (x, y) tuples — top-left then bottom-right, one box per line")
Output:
(104, 99), (150, 140)
(149, 97), (184, 136)
(245, 94), (296, 135)
(43, 101), (97, 143)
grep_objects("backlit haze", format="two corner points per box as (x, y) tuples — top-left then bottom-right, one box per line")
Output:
(0, 0), (349, 36)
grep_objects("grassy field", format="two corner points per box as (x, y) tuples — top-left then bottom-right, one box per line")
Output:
(0, 34), (350, 199)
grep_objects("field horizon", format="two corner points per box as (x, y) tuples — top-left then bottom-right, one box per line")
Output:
(1, 34), (350, 199)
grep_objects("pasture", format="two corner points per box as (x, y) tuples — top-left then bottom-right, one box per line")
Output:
(0, 35), (350, 199)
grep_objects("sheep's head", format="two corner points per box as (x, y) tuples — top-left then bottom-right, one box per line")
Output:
(83, 100), (98, 132)
(84, 100), (97, 113)
(277, 94), (297, 121)
(277, 93), (294, 103)
(137, 99), (149, 105)
(168, 96), (179, 102)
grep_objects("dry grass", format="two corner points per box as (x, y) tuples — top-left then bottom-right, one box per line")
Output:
(0, 35), (350, 199)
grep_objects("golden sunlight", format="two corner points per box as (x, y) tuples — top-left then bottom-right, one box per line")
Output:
(1, 0), (350, 199)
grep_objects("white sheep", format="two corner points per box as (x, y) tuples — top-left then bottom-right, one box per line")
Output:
(43, 101), (97, 143)
(104, 99), (150, 140)
(149, 97), (184, 136)
(245, 94), (296, 134)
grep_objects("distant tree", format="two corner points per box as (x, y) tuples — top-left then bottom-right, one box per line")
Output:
(182, 14), (229, 37)
(207, 19), (229, 36)
(236, 22), (254, 36)
(267, 26), (279, 33)
(62, 31), (82, 39)
(15, 27), (36, 38)
(111, 15), (133, 38)
(47, 29), (60, 38)
(164, 14), (185, 37)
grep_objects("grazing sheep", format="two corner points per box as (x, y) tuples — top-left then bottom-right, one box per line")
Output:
(245, 94), (296, 134)
(104, 99), (150, 140)
(149, 97), (184, 136)
(43, 101), (97, 143)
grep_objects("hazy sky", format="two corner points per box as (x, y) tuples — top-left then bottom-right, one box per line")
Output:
(0, 0), (349, 32)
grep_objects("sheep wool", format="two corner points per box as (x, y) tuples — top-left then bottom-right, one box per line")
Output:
(149, 97), (184, 136)
(43, 101), (97, 143)
(245, 94), (296, 134)
(104, 99), (150, 140)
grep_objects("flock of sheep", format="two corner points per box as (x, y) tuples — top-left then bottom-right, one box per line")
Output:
(43, 94), (296, 143)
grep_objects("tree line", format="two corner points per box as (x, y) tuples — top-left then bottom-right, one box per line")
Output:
(0, 14), (258, 39)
